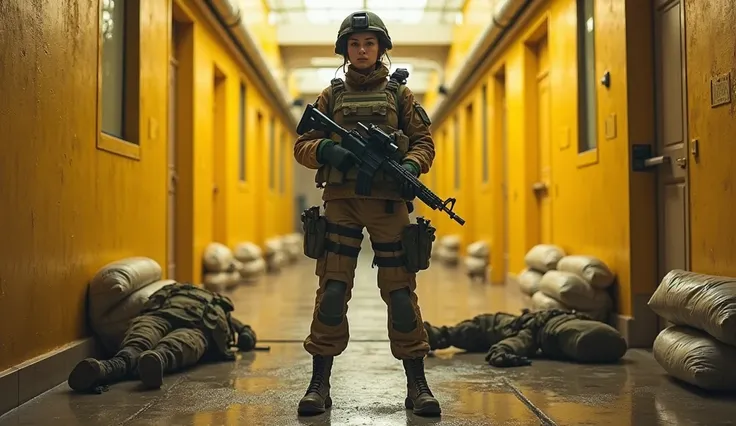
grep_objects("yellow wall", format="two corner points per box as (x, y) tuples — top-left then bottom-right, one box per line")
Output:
(0, 0), (295, 371)
(444, 0), (493, 89)
(0, 0), (169, 370)
(685, 0), (736, 277)
(429, 0), (657, 316)
(178, 0), (296, 283)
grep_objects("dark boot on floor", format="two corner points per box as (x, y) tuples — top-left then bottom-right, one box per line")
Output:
(403, 357), (441, 416)
(297, 355), (334, 416)
(68, 356), (130, 393)
(138, 350), (169, 389)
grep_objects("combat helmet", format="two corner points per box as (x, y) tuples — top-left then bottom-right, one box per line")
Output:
(334, 11), (393, 55)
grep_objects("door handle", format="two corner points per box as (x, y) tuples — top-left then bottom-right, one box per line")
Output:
(532, 182), (548, 192)
(643, 155), (670, 167)
(675, 157), (687, 169)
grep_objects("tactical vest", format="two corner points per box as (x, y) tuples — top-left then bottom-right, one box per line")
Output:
(141, 283), (238, 359)
(316, 69), (411, 186)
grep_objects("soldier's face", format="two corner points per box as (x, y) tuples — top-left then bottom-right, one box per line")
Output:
(347, 33), (379, 70)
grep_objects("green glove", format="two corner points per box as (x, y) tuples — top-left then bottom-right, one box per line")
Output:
(400, 160), (420, 199)
(317, 139), (359, 173)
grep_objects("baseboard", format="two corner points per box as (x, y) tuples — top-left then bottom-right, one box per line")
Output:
(616, 293), (659, 348)
(0, 337), (100, 418)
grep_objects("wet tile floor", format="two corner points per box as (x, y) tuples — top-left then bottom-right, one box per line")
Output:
(2, 249), (736, 425)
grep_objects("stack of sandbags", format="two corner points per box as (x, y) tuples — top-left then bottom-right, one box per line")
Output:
(233, 242), (267, 282)
(517, 244), (565, 304)
(282, 233), (303, 263)
(88, 257), (175, 355)
(264, 237), (287, 273)
(202, 242), (242, 292)
(648, 270), (736, 391)
(530, 253), (614, 323)
(464, 240), (489, 280)
(434, 234), (461, 266)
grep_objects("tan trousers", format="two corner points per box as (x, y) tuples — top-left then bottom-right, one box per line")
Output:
(303, 198), (430, 360)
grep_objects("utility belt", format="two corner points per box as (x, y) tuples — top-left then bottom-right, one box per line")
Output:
(299, 205), (436, 273)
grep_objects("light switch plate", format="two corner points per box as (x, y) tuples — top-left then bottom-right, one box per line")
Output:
(559, 126), (570, 150)
(605, 113), (617, 140)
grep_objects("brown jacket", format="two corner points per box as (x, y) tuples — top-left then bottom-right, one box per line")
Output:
(293, 64), (435, 201)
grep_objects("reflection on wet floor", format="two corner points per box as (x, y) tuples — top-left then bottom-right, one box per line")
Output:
(2, 253), (736, 425)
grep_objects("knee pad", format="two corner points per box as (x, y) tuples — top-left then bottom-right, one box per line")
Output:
(389, 287), (417, 333)
(318, 280), (348, 326)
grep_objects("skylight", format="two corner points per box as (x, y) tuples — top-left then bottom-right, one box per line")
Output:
(302, 0), (428, 24)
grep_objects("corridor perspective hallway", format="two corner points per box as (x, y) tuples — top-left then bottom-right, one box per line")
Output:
(2, 250), (736, 425)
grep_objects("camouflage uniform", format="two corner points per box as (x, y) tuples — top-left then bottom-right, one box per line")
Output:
(424, 309), (628, 367)
(294, 11), (440, 417)
(68, 283), (257, 393)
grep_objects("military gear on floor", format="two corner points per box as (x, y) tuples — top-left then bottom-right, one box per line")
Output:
(424, 309), (628, 367)
(303, 199), (430, 360)
(236, 325), (257, 352)
(68, 283), (257, 392)
(403, 358), (441, 416)
(401, 217), (436, 273)
(301, 206), (328, 259)
(335, 11), (393, 55)
(298, 355), (334, 416)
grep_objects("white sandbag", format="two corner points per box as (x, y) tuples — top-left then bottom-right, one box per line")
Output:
(203, 242), (235, 272)
(267, 251), (287, 272)
(538, 270), (611, 311)
(653, 326), (736, 391)
(240, 257), (267, 280)
(225, 271), (242, 289)
(440, 235), (461, 250)
(233, 242), (263, 262)
(524, 244), (566, 272)
(464, 256), (488, 275)
(557, 255), (615, 289)
(91, 280), (174, 354)
(531, 291), (569, 310)
(518, 268), (544, 295)
(88, 257), (162, 322)
(648, 269), (736, 347)
(466, 241), (490, 258)
(265, 238), (284, 255)
(203, 272), (230, 293)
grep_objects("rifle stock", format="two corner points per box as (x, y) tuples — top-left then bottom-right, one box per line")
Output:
(297, 104), (465, 226)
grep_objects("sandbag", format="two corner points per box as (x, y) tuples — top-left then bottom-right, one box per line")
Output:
(240, 257), (266, 280)
(524, 244), (566, 272)
(440, 235), (461, 250)
(653, 326), (736, 391)
(233, 242), (263, 263)
(557, 255), (615, 289)
(203, 242), (235, 272)
(466, 241), (489, 258)
(464, 256), (487, 275)
(88, 257), (162, 322)
(539, 270), (611, 311)
(531, 291), (569, 310)
(91, 279), (174, 355)
(518, 268), (544, 295)
(203, 272), (231, 292)
(267, 251), (287, 273)
(648, 269), (736, 347)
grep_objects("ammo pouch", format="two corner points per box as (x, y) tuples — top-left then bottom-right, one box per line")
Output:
(401, 217), (436, 273)
(301, 206), (327, 259)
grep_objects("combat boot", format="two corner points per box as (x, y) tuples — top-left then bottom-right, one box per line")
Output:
(138, 350), (170, 389)
(68, 356), (130, 392)
(403, 357), (441, 416)
(297, 355), (333, 416)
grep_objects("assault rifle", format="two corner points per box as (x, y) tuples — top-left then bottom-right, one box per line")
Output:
(297, 103), (465, 226)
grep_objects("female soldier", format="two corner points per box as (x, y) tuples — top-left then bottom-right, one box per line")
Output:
(293, 10), (440, 417)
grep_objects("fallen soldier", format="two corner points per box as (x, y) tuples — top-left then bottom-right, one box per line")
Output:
(423, 309), (628, 367)
(69, 282), (264, 393)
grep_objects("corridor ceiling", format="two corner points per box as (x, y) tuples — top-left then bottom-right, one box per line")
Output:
(260, 0), (468, 98)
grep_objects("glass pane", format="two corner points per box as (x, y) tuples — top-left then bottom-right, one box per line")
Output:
(454, 116), (460, 190)
(578, 0), (597, 152)
(101, 0), (125, 138)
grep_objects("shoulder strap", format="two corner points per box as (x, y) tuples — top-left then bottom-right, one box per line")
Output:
(328, 78), (345, 119)
(386, 68), (410, 129)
